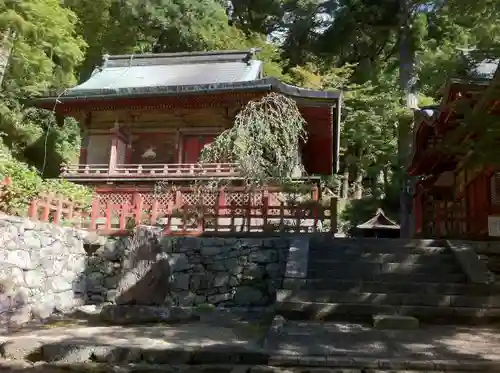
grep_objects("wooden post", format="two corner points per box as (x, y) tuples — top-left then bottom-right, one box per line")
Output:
(262, 196), (269, 229)
(79, 133), (89, 164)
(295, 202), (301, 233)
(108, 121), (119, 174)
(279, 203), (284, 231)
(312, 185), (319, 201)
(163, 201), (173, 234)
(175, 190), (183, 207)
(28, 200), (38, 220)
(197, 204), (204, 232)
(230, 202), (236, 232)
(53, 198), (63, 224)
(330, 197), (338, 233)
(150, 200), (159, 225)
(105, 203), (112, 231)
(90, 198), (100, 230)
(218, 187), (225, 214)
(133, 192), (143, 225)
(41, 194), (52, 222)
(213, 197), (219, 232)
(246, 197), (252, 232)
(312, 201), (318, 232)
(119, 203), (128, 230)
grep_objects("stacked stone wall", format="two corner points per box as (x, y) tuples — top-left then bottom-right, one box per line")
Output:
(0, 215), (290, 328)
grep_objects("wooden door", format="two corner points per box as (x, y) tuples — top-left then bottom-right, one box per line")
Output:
(182, 135), (215, 163)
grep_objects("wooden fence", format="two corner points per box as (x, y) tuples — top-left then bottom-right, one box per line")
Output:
(0, 178), (337, 234)
(26, 191), (338, 235)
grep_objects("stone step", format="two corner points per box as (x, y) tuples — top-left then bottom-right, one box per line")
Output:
(305, 270), (467, 283)
(307, 252), (457, 264)
(265, 356), (498, 372)
(480, 254), (500, 273)
(307, 253), (457, 262)
(276, 301), (500, 324)
(281, 278), (498, 295)
(308, 238), (447, 252)
(306, 260), (462, 274)
(308, 245), (450, 255)
(0, 361), (494, 373)
(277, 289), (500, 308)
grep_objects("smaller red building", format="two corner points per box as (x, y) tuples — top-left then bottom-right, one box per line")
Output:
(409, 58), (500, 239)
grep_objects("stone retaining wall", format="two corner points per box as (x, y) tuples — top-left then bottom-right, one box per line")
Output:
(97, 227), (289, 308)
(0, 215), (88, 324)
(0, 215), (290, 327)
(162, 234), (289, 307)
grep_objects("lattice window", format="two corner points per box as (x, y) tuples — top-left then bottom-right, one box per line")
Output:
(143, 192), (175, 213)
(490, 173), (500, 206)
(181, 191), (217, 206)
(98, 192), (134, 214)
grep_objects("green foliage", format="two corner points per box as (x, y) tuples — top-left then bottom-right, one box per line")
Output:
(0, 0), (498, 232)
(0, 141), (92, 215)
(0, 0), (88, 210)
(0, 0), (86, 97)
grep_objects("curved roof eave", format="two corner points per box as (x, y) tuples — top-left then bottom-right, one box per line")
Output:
(30, 77), (341, 107)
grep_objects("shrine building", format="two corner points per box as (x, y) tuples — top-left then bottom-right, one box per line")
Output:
(32, 49), (342, 213)
(410, 57), (500, 239)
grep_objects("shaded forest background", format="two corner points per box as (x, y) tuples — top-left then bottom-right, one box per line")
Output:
(0, 0), (499, 230)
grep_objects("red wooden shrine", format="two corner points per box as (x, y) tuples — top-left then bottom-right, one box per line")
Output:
(30, 49), (343, 233)
(409, 62), (500, 239)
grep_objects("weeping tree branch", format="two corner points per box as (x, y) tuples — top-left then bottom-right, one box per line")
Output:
(200, 92), (308, 187)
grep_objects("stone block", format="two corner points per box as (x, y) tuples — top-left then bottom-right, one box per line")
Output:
(373, 314), (419, 330)
(446, 240), (492, 284)
(99, 305), (197, 324)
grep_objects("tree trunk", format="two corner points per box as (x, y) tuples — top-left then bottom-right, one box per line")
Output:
(398, 0), (415, 237)
(353, 166), (363, 199)
(0, 30), (13, 89)
(342, 168), (349, 199)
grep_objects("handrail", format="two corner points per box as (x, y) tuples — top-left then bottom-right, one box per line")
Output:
(60, 163), (240, 178)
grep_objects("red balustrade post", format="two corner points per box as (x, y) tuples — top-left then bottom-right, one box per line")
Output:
(89, 198), (100, 230)
(41, 194), (52, 222)
(104, 203), (112, 231)
(28, 200), (38, 220)
(133, 192), (143, 225)
(53, 198), (63, 224)
(119, 203), (128, 230)
(150, 200), (159, 225)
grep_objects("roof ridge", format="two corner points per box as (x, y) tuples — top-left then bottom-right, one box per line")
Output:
(105, 48), (261, 61)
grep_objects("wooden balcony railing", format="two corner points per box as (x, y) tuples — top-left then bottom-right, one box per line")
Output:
(60, 163), (240, 180)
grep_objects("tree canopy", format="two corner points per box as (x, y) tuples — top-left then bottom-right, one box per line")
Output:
(0, 0), (498, 225)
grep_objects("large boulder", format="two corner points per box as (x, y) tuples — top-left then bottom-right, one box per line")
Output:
(115, 253), (171, 306)
(120, 228), (170, 306)
(100, 227), (173, 323)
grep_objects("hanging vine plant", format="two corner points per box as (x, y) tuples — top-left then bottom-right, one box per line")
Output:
(199, 92), (308, 186)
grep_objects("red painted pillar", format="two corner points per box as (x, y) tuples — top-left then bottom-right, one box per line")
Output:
(108, 124), (119, 173)
(125, 144), (133, 163)
(79, 134), (89, 164)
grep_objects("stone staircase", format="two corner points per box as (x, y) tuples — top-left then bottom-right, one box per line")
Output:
(277, 237), (500, 324)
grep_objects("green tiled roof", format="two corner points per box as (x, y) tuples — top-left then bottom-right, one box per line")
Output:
(67, 49), (263, 97)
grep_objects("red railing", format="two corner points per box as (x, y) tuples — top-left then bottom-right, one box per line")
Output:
(60, 163), (239, 179)
(26, 190), (338, 235)
(0, 177), (12, 212)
